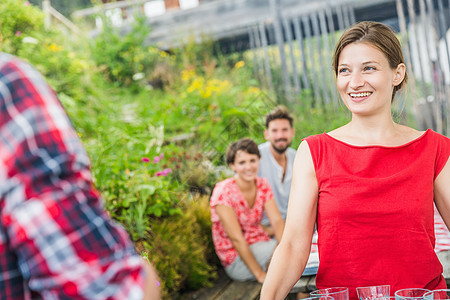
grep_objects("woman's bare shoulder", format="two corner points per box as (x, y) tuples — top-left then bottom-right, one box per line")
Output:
(395, 124), (425, 142)
(325, 124), (350, 140)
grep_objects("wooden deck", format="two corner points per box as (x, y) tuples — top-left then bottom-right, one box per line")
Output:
(179, 268), (315, 300)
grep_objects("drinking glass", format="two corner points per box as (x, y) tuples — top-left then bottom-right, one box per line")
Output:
(395, 288), (431, 300)
(311, 287), (349, 300)
(374, 297), (396, 300)
(357, 285), (390, 300)
(423, 290), (450, 300)
(300, 296), (335, 300)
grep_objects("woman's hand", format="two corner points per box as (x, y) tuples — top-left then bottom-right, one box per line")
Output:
(260, 224), (275, 237)
(215, 205), (267, 282)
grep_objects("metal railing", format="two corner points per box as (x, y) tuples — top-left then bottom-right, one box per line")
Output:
(42, 0), (82, 35)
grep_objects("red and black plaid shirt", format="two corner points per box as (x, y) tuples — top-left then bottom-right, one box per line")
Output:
(0, 53), (146, 299)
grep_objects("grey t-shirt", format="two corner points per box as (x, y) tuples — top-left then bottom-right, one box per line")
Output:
(258, 142), (296, 225)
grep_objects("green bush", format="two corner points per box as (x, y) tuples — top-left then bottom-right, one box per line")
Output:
(0, 0), (103, 137)
(144, 65), (275, 163)
(0, 0), (44, 54)
(83, 119), (185, 239)
(138, 195), (217, 299)
(90, 16), (176, 89)
(291, 91), (350, 148)
(18, 34), (94, 97)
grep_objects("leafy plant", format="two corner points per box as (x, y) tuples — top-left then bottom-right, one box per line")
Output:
(0, 0), (44, 54)
(137, 195), (217, 299)
(90, 15), (176, 89)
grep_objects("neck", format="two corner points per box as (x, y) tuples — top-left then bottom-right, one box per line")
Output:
(235, 175), (256, 190)
(270, 145), (288, 181)
(270, 145), (287, 164)
(348, 113), (398, 142)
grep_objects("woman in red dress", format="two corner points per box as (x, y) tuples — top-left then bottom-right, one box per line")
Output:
(261, 21), (450, 300)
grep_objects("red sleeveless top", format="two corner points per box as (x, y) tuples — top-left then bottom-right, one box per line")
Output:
(304, 129), (450, 300)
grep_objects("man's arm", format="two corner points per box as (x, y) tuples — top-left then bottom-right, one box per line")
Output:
(264, 198), (285, 242)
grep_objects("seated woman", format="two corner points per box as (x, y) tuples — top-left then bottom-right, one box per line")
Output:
(210, 138), (285, 283)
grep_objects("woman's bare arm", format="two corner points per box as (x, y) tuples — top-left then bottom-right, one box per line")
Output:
(435, 156), (450, 230)
(260, 141), (319, 300)
(216, 205), (266, 283)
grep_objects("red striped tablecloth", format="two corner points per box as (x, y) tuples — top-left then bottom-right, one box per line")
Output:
(434, 208), (450, 253)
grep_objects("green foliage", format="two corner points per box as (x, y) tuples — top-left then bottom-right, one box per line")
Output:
(176, 37), (217, 74)
(83, 115), (185, 240)
(0, 0), (101, 137)
(166, 148), (217, 194)
(291, 90), (350, 148)
(0, 0), (44, 54)
(90, 16), (175, 88)
(139, 195), (217, 299)
(18, 34), (92, 97)
(143, 62), (275, 163)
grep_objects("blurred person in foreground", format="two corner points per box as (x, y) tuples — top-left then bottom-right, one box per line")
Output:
(261, 21), (450, 300)
(0, 52), (160, 299)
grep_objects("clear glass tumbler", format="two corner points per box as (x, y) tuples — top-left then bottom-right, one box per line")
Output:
(300, 296), (335, 300)
(311, 287), (349, 300)
(395, 288), (431, 300)
(357, 285), (390, 300)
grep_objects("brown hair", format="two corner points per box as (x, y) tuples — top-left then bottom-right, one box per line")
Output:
(226, 138), (260, 165)
(333, 21), (407, 101)
(265, 105), (293, 128)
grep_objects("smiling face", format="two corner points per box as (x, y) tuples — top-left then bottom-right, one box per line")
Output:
(264, 119), (295, 154)
(229, 150), (260, 183)
(336, 42), (405, 116)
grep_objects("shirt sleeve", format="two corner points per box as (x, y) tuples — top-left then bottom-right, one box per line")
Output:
(0, 55), (147, 299)
(210, 180), (234, 208)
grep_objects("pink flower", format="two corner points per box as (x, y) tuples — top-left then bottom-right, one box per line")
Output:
(25, 1), (30, 6)
(155, 168), (172, 177)
(15, 31), (22, 37)
(159, 153), (164, 159)
(153, 156), (161, 164)
(162, 168), (172, 176)
(141, 157), (150, 163)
